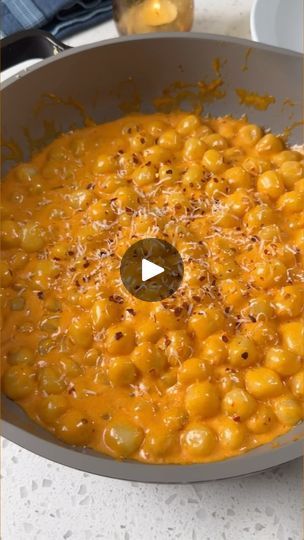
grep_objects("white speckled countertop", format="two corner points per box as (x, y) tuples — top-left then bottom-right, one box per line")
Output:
(2, 440), (302, 539)
(1, 1), (303, 539)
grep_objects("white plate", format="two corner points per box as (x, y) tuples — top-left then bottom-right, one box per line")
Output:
(251, 0), (303, 53)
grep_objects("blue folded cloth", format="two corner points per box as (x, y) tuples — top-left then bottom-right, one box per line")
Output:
(1, 0), (113, 39)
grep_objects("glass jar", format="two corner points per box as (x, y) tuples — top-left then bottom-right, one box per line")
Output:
(113, 0), (194, 35)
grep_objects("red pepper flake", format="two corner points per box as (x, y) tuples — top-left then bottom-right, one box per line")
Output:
(115, 331), (123, 340)
(37, 291), (44, 300)
(53, 257), (61, 261)
(221, 335), (229, 343)
(69, 267), (76, 273)
(68, 250), (75, 256)
(86, 183), (94, 190)
(109, 294), (124, 304)
(83, 262), (90, 268)
(164, 336), (171, 347)
(126, 308), (136, 316)
(233, 415), (241, 423)
(174, 307), (183, 317)
(241, 352), (249, 359)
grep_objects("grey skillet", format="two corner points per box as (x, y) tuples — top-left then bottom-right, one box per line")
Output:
(1, 32), (303, 482)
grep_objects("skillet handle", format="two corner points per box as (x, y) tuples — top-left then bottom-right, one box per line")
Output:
(1, 29), (70, 72)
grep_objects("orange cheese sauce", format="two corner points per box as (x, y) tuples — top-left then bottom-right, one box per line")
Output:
(235, 88), (276, 111)
(1, 112), (304, 464)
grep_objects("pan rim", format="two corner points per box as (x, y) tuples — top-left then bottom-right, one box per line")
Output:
(1, 31), (303, 91)
(2, 417), (303, 483)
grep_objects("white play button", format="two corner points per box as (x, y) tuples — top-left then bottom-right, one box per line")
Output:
(120, 239), (184, 301)
(142, 258), (164, 282)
